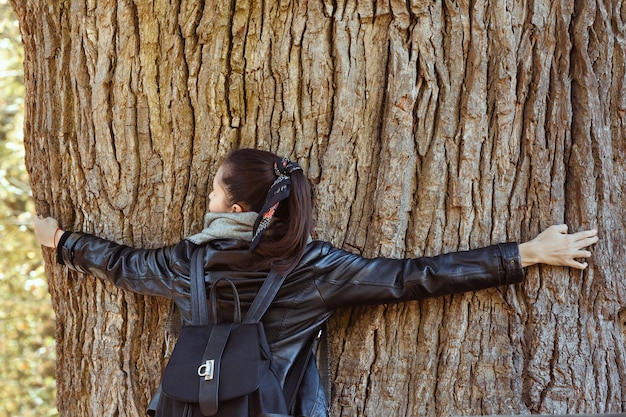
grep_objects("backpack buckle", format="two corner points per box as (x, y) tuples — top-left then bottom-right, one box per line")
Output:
(197, 359), (214, 381)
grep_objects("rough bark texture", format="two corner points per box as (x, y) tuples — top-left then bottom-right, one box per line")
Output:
(12, 0), (626, 416)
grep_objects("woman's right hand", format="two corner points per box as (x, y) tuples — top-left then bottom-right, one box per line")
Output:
(33, 214), (64, 248)
(518, 224), (598, 269)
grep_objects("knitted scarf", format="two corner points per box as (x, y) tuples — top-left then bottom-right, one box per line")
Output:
(186, 212), (258, 244)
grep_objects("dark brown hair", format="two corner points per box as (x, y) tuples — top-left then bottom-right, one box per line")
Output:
(220, 148), (313, 274)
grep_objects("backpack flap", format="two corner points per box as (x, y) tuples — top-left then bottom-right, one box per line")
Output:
(212, 322), (267, 402)
(161, 322), (267, 408)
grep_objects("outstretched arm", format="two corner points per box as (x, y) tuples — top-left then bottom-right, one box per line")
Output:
(33, 214), (183, 300)
(518, 224), (598, 269)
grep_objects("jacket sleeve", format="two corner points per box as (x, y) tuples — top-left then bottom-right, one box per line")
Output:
(312, 242), (524, 310)
(56, 231), (190, 299)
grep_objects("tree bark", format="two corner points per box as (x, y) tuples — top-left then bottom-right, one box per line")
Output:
(12, 0), (626, 416)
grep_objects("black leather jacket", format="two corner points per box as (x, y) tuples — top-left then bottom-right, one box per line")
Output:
(57, 232), (524, 417)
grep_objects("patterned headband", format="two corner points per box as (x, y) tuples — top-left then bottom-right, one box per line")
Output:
(249, 157), (302, 250)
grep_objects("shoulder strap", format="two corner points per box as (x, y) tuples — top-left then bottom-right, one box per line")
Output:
(243, 270), (286, 323)
(190, 247), (209, 325)
(189, 247), (286, 325)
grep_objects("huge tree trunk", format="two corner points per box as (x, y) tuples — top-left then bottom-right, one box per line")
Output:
(13, 0), (625, 416)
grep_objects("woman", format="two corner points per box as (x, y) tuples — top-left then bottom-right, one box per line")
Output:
(34, 148), (598, 417)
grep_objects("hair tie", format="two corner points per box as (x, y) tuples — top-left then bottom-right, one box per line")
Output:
(274, 157), (302, 177)
(250, 157), (301, 250)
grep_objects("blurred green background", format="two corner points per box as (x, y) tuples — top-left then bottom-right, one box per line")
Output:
(0, 1), (58, 416)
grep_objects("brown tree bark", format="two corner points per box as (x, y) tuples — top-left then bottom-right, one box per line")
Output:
(12, 0), (626, 416)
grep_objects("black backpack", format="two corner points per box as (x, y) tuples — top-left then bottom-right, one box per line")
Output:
(157, 247), (293, 417)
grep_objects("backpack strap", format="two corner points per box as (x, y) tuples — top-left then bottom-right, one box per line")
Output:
(190, 247), (209, 325)
(283, 330), (318, 412)
(318, 322), (332, 412)
(243, 270), (286, 323)
(198, 323), (233, 416)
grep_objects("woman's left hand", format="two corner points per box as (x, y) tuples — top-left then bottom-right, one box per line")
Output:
(33, 214), (63, 248)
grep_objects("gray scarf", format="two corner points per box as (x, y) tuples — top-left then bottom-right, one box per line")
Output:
(186, 212), (258, 244)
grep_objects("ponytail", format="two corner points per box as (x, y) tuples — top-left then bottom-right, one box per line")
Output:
(220, 149), (313, 274)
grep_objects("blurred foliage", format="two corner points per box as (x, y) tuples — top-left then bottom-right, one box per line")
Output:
(0, 1), (58, 416)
